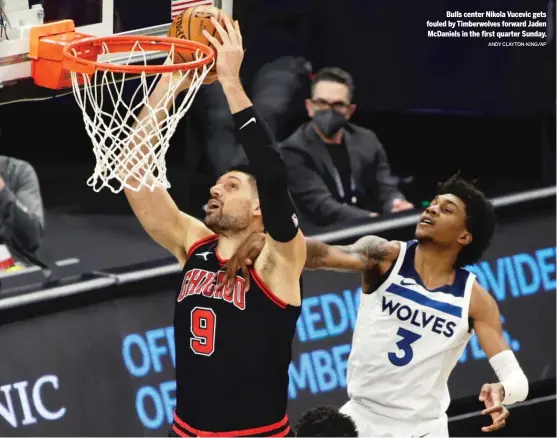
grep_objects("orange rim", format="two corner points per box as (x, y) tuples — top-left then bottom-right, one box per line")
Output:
(62, 35), (215, 75)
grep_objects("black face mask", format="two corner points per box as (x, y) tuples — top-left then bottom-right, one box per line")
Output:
(312, 109), (347, 138)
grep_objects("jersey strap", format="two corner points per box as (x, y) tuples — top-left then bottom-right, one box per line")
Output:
(186, 234), (218, 261)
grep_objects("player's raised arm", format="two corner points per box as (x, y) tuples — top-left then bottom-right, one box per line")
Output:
(203, 18), (306, 267)
(470, 283), (529, 433)
(123, 73), (213, 267)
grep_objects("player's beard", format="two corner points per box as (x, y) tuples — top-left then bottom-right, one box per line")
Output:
(204, 201), (251, 234)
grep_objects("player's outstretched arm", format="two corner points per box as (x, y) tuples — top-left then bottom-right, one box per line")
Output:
(123, 73), (213, 267)
(220, 234), (399, 293)
(221, 234), (366, 291)
(203, 18), (306, 292)
(306, 236), (400, 294)
(305, 236), (398, 270)
(470, 283), (529, 432)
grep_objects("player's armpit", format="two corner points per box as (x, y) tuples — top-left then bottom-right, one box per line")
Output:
(263, 230), (307, 276)
(252, 231), (306, 306)
(125, 186), (213, 267)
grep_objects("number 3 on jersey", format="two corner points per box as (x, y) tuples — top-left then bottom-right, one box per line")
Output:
(190, 307), (216, 356)
(388, 327), (422, 366)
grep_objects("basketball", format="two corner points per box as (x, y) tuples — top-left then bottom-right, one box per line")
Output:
(168, 5), (227, 84)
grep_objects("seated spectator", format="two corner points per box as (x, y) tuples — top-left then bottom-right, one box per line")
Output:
(295, 406), (358, 437)
(188, 56), (310, 179)
(0, 156), (44, 268)
(280, 67), (413, 227)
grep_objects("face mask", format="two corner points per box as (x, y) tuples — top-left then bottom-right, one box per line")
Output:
(312, 109), (347, 138)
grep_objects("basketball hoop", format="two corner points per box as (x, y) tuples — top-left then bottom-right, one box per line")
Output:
(30, 21), (215, 193)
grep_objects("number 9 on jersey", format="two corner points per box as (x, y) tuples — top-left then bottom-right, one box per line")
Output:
(190, 307), (217, 356)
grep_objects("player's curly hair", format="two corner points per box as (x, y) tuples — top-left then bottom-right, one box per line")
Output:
(437, 174), (496, 267)
(295, 406), (358, 437)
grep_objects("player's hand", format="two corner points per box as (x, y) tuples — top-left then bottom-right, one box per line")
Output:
(202, 15), (244, 84)
(479, 383), (509, 432)
(218, 232), (266, 296)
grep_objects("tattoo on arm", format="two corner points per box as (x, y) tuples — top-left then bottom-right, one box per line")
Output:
(305, 235), (390, 271)
(336, 235), (389, 262)
(305, 239), (331, 269)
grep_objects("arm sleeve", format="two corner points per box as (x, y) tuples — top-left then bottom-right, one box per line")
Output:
(0, 161), (44, 252)
(232, 106), (299, 243)
(282, 147), (372, 225)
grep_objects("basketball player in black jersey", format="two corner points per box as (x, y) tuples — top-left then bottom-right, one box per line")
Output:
(124, 16), (305, 437)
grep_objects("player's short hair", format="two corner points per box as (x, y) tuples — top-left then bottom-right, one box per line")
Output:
(311, 67), (355, 100)
(226, 164), (258, 191)
(437, 174), (496, 267)
(295, 406), (358, 437)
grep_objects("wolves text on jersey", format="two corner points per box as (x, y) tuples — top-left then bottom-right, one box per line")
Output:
(382, 296), (456, 338)
(177, 268), (246, 311)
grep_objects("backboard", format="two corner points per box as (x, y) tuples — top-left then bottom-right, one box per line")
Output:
(0, 0), (233, 104)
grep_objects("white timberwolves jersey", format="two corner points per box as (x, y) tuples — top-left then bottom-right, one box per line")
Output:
(346, 240), (475, 422)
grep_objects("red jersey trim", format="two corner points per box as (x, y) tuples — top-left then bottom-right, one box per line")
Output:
(274, 426), (292, 436)
(173, 424), (195, 437)
(187, 235), (229, 265)
(185, 234), (218, 261)
(173, 412), (289, 437)
(250, 268), (289, 309)
(215, 250), (228, 265)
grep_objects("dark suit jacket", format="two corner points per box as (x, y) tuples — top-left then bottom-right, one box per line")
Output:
(280, 122), (404, 226)
(0, 156), (44, 265)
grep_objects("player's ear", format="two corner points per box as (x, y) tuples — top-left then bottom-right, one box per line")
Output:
(252, 199), (262, 218)
(457, 231), (472, 246)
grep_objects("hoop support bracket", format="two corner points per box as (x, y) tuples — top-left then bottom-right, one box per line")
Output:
(29, 20), (95, 89)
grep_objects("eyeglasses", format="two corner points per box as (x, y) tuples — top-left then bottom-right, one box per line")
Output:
(310, 99), (351, 112)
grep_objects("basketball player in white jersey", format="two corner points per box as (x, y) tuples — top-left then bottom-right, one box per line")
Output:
(223, 174), (529, 436)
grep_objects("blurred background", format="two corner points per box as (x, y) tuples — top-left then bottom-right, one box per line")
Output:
(0, 0), (554, 436)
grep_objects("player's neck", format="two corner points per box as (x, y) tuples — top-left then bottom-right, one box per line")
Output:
(414, 243), (457, 288)
(216, 228), (259, 261)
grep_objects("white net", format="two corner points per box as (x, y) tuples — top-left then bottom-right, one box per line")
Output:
(68, 40), (213, 193)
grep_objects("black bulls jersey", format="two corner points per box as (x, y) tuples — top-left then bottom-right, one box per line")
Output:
(172, 235), (301, 437)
